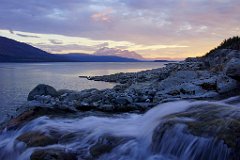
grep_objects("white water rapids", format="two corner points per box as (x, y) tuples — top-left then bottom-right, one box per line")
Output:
(0, 98), (239, 160)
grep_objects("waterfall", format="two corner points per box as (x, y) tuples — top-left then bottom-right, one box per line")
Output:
(0, 98), (239, 160)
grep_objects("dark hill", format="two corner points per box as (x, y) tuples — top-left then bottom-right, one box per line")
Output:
(0, 36), (68, 62)
(186, 36), (240, 72)
(204, 36), (240, 58)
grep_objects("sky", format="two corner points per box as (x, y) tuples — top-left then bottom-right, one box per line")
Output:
(0, 0), (240, 60)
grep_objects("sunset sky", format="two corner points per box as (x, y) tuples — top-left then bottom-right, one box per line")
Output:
(0, 0), (239, 60)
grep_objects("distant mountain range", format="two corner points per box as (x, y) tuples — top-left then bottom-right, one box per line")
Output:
(0, 36), (144, 62)
(94, 47), (144, 60)
(60, 53), (143, 62)
(0, 36), (174, 62)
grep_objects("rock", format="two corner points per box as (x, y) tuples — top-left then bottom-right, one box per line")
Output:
(28, 84), (58, 101)
(90, 135), (131, 158)
(34, 95), (52, 104)
(115, 96), (133, 105)
(6, 107), (75, 130)
(30, 149), (77, 160)
(57, 89), (75, 96)
(113, 84), (129, 92)
(134, 102), (156, 110)
(87, 93), (104, 102)
(98, 104), (115, 112)
(134, 95), (151, 102)
(197, 91), (219, 98)
(167, 62), (206, 71)
(217, 75), (239, 93)
(79, 75), (90, 79)
(151, 102), (240, 159)
(197, 79), (217, 91)
(17, 131), (58, 147)
(225, 58), (240, 81)
(157, 71), (199, 91)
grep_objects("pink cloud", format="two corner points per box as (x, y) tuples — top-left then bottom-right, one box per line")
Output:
(91, 8), (113, 23)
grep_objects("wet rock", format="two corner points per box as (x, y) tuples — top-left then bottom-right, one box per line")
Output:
(90, 135), (131, 158)
(17, 131), (58, 147)
(28, 84), (58, 101)
(151, 102), (240, 159)
(6, 107), (76, 130)
(30, 149), (77, 160)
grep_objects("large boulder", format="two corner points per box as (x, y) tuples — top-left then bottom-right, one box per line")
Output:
(225, 58), (240, 81)
(90, 135), (131, 158)
(151, 102), (240, 160)
(17, 131), (58, 147)
(28, 84), (58, 101)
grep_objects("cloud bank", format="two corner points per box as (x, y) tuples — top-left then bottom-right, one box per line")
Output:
(0, 0), (239, 59)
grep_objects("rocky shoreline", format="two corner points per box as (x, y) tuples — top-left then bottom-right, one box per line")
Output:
(18, 48), (240, 115)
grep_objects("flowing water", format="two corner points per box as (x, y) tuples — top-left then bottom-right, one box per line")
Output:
(0, 98), (239, 160)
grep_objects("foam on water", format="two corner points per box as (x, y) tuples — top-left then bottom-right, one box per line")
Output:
(0, 98), (239, 160)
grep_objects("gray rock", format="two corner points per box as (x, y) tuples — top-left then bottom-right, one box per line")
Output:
(217, 74), (238, 93)
(34, 95), (52, 104)
(88, 93), (104, 102)
(179, 83), (204, 96)
(157, 71), (199, 91)
(57, 89), (75, 96)
(225, 58), (240, 81)
(115, 96), (133, 105)
(194, 77), (217, 91)
(28, 84), (58, 101)
(198, 91), (219, 98)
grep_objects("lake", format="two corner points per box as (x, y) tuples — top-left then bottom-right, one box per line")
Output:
(0, 62), (166, 122)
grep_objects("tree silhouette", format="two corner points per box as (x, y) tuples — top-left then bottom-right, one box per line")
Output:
(205, 36), (240, 57)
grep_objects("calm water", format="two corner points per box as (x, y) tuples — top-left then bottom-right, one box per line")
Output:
(0, 62), (166, 122)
